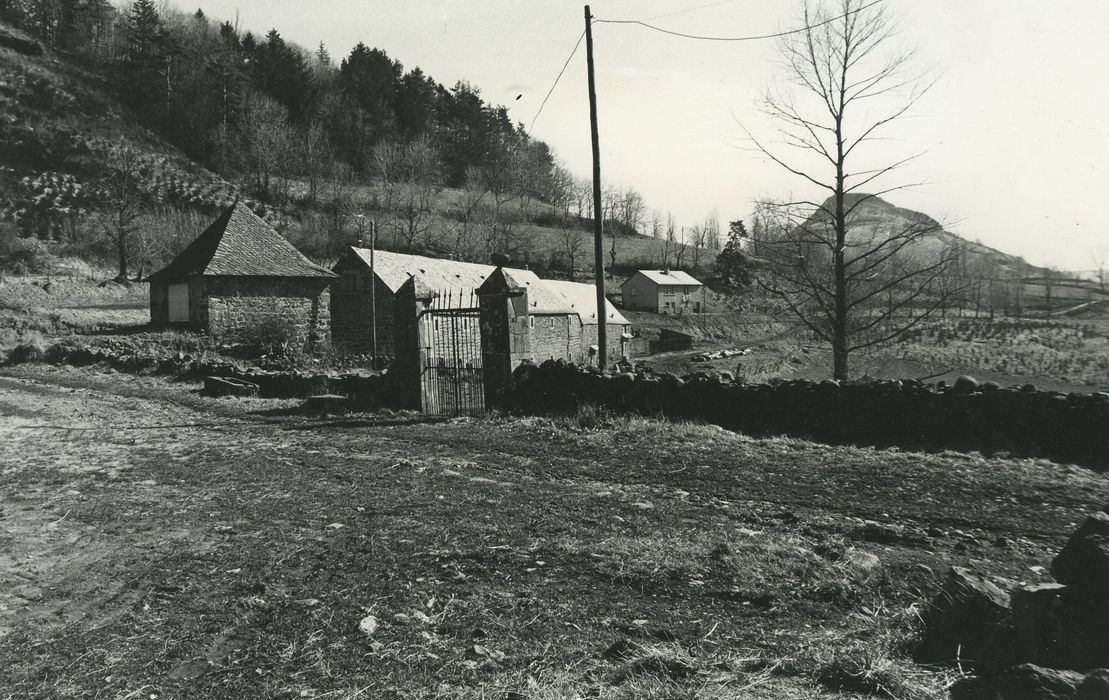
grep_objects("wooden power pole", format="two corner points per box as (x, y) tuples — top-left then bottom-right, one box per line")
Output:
(584, 4), (607, 367)
(369, 219), (378, 366)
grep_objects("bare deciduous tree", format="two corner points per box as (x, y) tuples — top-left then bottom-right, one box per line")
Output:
(747, 0), (954, 379)
(95, 146), (148, 283)
(394, 136), (440, 252)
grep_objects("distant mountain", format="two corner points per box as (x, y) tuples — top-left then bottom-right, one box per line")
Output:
(816, 194), (1045, 277)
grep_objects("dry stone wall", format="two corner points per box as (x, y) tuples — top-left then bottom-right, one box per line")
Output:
(508, 361), (1109, 469)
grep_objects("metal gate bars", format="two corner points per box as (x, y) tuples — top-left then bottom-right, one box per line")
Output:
(416, 292), (485, 418)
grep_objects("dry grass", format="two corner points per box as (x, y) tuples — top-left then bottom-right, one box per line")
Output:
(0, 362), (1105, 697)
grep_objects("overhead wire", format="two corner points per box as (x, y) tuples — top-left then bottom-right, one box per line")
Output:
(593, 0), (883, 42)
(641, 0), (738, 23)
(529, 29), (586, 132)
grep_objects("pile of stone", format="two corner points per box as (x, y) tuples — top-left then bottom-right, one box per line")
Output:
(916, 510), (1109, 698)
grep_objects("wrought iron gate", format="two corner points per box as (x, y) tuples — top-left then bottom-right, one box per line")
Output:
(417, 291), (485, 417)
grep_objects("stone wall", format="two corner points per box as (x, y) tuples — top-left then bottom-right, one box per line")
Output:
(508, 362), (1109, 469)
(205, 276), (331, 352)
(530, 314), (579, 363)
(149, 282), (168, 325)
(330, 265), (396, 356)
(581, 322), (630, 363)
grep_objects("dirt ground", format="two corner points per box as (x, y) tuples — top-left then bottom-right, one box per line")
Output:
(2, 364), (1107, 698)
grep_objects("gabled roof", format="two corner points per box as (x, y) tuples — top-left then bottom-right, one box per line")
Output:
(500, 268), (576, 315)
(349, 249), (632, 326)
(350, 249), (495, 294)
(629, 269), (703, 286)
(543, 279), (630, 326)
(148, 204), (335, 281)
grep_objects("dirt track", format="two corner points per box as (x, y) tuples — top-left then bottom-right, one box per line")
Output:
(0, 372), (248, 641)
(3, 365), (1108, 698)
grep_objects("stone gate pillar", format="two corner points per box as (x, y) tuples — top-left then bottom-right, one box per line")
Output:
(477, 267), (530, 408)
(392, 276), (433, 410)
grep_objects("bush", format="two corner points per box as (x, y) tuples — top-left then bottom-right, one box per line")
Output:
(241, 315), (300, 358)
(4, 331), (48, 364)
(0, 235), (50, 274)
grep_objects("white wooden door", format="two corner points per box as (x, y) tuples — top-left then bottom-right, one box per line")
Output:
(168, 283), (189, 323)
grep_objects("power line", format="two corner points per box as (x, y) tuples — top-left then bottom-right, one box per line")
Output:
(529, 29), (586, 132)
(641, 0), (737, 23)
(593, 0), (883, 42)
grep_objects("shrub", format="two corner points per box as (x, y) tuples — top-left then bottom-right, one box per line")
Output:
(4, 331), (48, 364)
(240, 315), (300, 358)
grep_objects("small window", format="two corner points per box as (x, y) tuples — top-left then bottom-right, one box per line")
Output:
(529, 317), (534, 328)
(549, 317), (554, 328)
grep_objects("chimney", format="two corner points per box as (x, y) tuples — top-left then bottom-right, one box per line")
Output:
(662, 268), (669, 275)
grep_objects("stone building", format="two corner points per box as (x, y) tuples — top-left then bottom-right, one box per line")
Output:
(330, 249), (493, 356)
(544, 279), (631, 364)
(621, 269), (705, 314)
(330, 249), (630, 363)
(147, 203), (336, 350)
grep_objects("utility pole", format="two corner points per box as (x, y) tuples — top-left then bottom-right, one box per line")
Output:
(369, 219), (378, 366)
(584, 4), (607, 367)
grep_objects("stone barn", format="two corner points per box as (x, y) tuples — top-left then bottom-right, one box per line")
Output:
(147, 203), (336, 350)
(544, 279), (631, 364)
(330, 249), (495, 356)
(330, 249), (631, 364)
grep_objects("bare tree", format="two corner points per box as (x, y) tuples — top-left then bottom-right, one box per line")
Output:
(746, 0), (953, 379)
(95, 146), (148, 283)
(703, 212), (722, 251)
(239, 92), (295, 203)
(302, 120), (333, 204)
(1091, 246), (1107, 292)
(663, 212), (677, 268)
(394, 137), (440, 251)
(688, 224), (705, 269)
(557, 217), (587, 280)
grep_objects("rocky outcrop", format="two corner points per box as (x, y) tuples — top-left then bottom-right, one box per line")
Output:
(917, 511), (1109, 698)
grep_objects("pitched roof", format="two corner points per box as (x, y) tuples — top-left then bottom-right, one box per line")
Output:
(349, 249), (632, 326)
(148, 204), (335, 281)
(351, 249), (495, 294)
(543, 279), (630, 326)
(631, 269), (703, 286)
(499, 268), (576, 316)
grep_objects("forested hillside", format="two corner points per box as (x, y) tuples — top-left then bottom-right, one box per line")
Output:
(0, 1), (705, 281)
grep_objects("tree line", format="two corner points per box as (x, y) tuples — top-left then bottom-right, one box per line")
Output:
(1, 0), (730, 278)
(0, 1), (560, 210)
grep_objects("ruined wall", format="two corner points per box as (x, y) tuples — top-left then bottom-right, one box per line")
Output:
(204, 276), (331, 351)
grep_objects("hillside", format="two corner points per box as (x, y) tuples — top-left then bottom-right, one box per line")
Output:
(0, 18), (706, 282)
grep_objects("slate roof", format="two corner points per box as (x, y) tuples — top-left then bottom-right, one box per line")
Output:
(543, 280), (630, 326)
(148, 204), (335, 282)
(349, 249), (629, 325)
(350, 248), (497, 295)
(630, 269), (703, 286)
(499, 268), (576, 316)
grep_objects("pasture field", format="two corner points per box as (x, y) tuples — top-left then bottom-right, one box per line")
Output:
(1, 364), (1107, 698)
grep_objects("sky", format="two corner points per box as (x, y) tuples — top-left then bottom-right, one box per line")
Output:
(167, 0), (1109, 273)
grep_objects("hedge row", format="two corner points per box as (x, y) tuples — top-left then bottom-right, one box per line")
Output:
(508, 361), (1109, 470)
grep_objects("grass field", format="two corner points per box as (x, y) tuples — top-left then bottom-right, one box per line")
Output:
(1, 365), (1106, 698)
